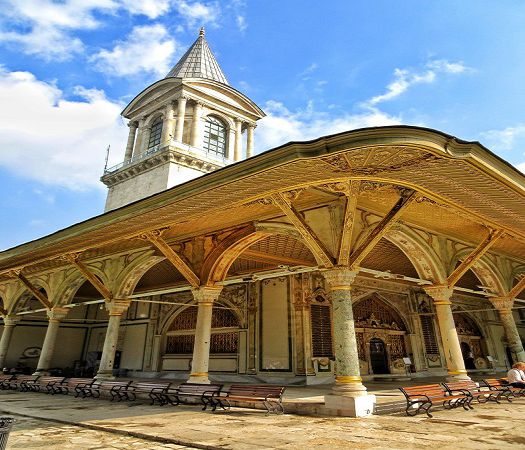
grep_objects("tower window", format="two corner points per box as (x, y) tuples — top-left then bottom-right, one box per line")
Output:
(148, 117), (163, 150)
(203, 116), (227, 157)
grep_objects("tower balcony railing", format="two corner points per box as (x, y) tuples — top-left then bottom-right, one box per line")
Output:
(104, 140), (231, 174)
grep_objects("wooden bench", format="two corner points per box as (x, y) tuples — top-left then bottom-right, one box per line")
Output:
(442, 380), (492, 404)
(399, 384), (470, 418)
(480, 378), (524, 402)
(8, 375), (40, 392)
(52, 378), (96, 396)
(211, 384), (286, 414)
(163, 382), (223, 409)
(0, 374), (14, 390)
(122, 381), (172, 405)
(80, 380), (132, 401)
(27, 376), (67, 394)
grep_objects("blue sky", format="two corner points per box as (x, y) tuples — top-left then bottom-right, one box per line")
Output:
(0, 0), (524, 250)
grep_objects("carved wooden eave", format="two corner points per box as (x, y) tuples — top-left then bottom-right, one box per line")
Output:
(0, 126), (524, 282)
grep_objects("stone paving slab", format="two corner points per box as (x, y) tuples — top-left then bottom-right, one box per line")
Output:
(7, 414), (191, 449)
(0, 389), (524, 449)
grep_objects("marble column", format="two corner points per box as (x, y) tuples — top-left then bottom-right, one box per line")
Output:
(174, 96), (187, 142)
(425, 286), (470, 381)
(0, 315), (19, 368)
(34, 307), (69, 375)
(234, 119), (242, 161)
(188, 286), (223, 384)
(246, 123), (255, 158)
(323, 268), (375, 417)
(190, 101), (203, 148)
(96, 300), (131, 379)
(124, 121), (138, 162)
(491, 297), (525, 362)
(161, 102), (175, 145)
(133, 118), (146, 157)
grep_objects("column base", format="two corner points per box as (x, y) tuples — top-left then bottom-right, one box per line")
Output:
(187, 373), (210, 384)
(95, 370), (116, 380)
(445, 371), (471, 382)
(324, 393), (376, 417)
(32, 370), (50, 376)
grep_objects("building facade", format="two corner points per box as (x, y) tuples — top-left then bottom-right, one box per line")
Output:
(0, 30), (524, 417)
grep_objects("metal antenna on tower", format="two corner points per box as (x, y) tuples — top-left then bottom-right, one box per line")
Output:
(103, 145), (111, 173)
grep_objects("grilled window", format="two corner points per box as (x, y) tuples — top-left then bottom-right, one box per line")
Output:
(148, 117), (163, 149)
(310, 304), (334, 358)
(166, 332), (238, 354)
(203, 116), (226, 156)
(420, 315), (439, 354)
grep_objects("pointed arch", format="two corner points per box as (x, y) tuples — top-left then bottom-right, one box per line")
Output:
(0, 282), (25, 314)
(386, 225), (447, 283)
(200, 225), (271, 285)
(353, 293), (410, 333)
(452, 249), (506, 296)
(54, 270), (91, 306)
(113, 251), (165, 298)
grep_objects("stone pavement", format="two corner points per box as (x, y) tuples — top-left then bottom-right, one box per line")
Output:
(0, 384), (524, 449)
(8, 415), (190, 449)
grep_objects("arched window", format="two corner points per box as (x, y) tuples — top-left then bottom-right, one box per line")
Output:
(203, 116), (227, 157)
(148, 117), (163, 150)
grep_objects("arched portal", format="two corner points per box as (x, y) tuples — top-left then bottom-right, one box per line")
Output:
(453, 311), (487, 370)
(369, 338), (389, 374)
(353, 295), (409, 375)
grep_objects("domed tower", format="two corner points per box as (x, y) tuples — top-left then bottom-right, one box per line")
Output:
(101, 28), (265, 211)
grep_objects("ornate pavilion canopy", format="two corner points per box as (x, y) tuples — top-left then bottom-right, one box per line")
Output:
(0, 126), (524, 304)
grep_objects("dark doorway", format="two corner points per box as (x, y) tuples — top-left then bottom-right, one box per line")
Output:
(460, 342), (476, 370)
(370, 338), (389, 374)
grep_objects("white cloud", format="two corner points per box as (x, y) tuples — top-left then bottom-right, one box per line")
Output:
(120, 0), (171, 18)
(0, 68), (127, 190)
(366, 59), (470, 106)
(0, 0), (177, 60)
(227, 0), (246, 32)
(480, 125), (525, 153)
(90, 24), (176, 76)
(0, 0), (117, 60)
(255, 100), (401, 152)
(236, 15), (247, 32)
(174, 0), (220, 27)
(426, 59), (469, 74)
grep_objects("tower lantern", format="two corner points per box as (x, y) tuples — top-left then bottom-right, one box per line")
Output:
(101, 29), (265, 212)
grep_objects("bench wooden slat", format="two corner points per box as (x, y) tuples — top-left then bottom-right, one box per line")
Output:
(163, 382), (223, 409)
(213, 384), (286, 414)
(400, 383), (470, 418)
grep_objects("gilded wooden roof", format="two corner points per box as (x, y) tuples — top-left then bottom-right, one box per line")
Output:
(0, 126), (524, 279)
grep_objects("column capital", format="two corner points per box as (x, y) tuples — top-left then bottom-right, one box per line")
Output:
(192, 286), (223, 305)
(178, 95), (189, 102)
(47, 307), (69, 322)
(247, 122), (257, 130)
(322, 267), (358, 291)
(127, 120), (138, 129)
(424, 285), (454, 303)
(105, 299), (131, 316)
(490, 296), (514, 313)
(2, 315), (19, 327)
